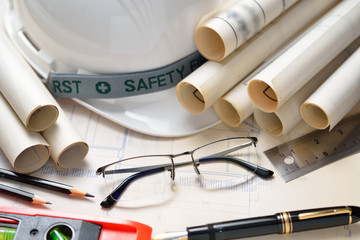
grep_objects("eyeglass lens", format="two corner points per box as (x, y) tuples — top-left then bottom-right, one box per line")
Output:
(192, 138), (258, 189)
(103, 155), (175, 206)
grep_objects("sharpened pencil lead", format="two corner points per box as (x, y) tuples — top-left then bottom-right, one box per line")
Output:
(85, 192), (95, 198)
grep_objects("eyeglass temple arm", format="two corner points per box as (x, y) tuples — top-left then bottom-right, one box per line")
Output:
(100, 167), (166, 208)
(198, 156), (273, 179)
(102, 164), (170, 175)
(204, 140), (255, 159)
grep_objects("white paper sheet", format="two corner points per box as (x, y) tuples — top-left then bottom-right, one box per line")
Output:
(254, 37), (360, 136)
(0, 92), (50, 173)
(176, 0), (338, 115)
(33, 78), (89, 169)
(0, 32), (58, 132)
(213, 77), (254, 128)
(247, 0), (360, 113)
(0, 1), (359, 239)
(195, 0), (298, 61)
(0, 98), (358, 239)
(301, 45), (360, 130)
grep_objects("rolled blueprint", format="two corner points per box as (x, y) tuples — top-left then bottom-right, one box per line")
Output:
(247, 0), (360, 113)
(42, 111), (89, 169)
(176, 0), (338, 115)
(213, 77), (253, 128)
(41, 107), (89, 169)
(38, 80), (89, 169)
(253, 37), (360, 136)
(0, 92), (50, 173)
(213, 46), (291, 127)
(0, 32), (58, 132)
(196, 0), (298, 61)
(300, 46), (360, 130)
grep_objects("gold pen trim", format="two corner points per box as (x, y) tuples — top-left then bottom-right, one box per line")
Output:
(279, 212), (284, 234)
(298, 207), (352, 222)
(279, 212), (285, 234)
(280, 212), (293, 234)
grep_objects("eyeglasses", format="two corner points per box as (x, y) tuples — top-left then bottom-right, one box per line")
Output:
(96, 137), (273, 208)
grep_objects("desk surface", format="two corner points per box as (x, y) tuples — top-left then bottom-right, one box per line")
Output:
(0, 0), (359, 238)
(0, 98), (359, 239)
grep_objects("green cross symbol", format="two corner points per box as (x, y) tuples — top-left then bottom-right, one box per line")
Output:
(96, 81), (111, 94)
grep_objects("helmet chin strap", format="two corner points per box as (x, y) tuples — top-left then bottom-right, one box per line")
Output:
(46, 51), (206, 99)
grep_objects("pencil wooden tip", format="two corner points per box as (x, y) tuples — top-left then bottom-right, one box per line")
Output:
(70, 187), (94, 197)
(33, 195), (52, 205)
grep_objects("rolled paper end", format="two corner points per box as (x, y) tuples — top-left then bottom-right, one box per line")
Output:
(300, 102), (329, 130)
(253, 109), (283, 137)
(176, 81), (206, 114)
(247, 79), (278, 113)
(56, 141), (89, 169)
(14, 144), (50, 174)
(195, 17), (237, 62)
(213, 99), (241, 127)
(26, 105), (59, 132)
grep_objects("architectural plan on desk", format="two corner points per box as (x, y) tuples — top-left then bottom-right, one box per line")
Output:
(0, 98), (359, 240)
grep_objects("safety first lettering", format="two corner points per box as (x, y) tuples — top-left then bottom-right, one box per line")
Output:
(52, 80), (81, 94)
(49, 51), (206, 98)
(51, 68), (183, 95)
(124, 68), (183, 93)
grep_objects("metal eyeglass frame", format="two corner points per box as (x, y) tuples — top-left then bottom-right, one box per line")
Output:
(96, 137), (273, 208)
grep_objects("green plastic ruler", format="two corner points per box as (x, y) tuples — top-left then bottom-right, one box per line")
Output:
(264, 114), (360, 182)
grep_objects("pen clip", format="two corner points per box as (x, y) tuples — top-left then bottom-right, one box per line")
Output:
(298, 207), (352, 220)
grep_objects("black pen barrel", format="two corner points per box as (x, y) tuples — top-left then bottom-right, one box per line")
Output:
(187, 215), (280, 240)
(289, 206), (359, 233)
(187, 206), (359, 240)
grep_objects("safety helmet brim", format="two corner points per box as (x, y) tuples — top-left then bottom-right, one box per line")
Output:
(76, 89), (220, 137)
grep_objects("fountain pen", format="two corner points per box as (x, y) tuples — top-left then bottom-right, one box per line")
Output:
(153, 206), (360, 240)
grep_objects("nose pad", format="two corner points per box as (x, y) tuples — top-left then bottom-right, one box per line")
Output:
(171, 168), (175, 180)
(170, 179), (177, 191)
(165, 164), (175, 180)
(193, 162), (201, 176)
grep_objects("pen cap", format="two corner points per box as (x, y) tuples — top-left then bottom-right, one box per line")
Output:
(3, 0), (222, 137)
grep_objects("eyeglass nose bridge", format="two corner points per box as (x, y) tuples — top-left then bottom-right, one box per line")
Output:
(163, 164), (175, 180)
(171, 151), (201, 177)
(172, 151), (191, 158)
(166, 152), (196, 181)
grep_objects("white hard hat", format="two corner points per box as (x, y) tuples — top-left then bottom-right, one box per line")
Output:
(3, 0), (221, 137)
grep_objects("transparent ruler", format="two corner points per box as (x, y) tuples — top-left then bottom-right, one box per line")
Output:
(264, 114), (360, 182)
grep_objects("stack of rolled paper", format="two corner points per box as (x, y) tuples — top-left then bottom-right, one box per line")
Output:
(0, 32), (88, 174)
(176, 0), (360, 137)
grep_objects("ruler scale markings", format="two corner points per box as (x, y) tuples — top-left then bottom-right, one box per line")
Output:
(264, 114), (360, 182)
